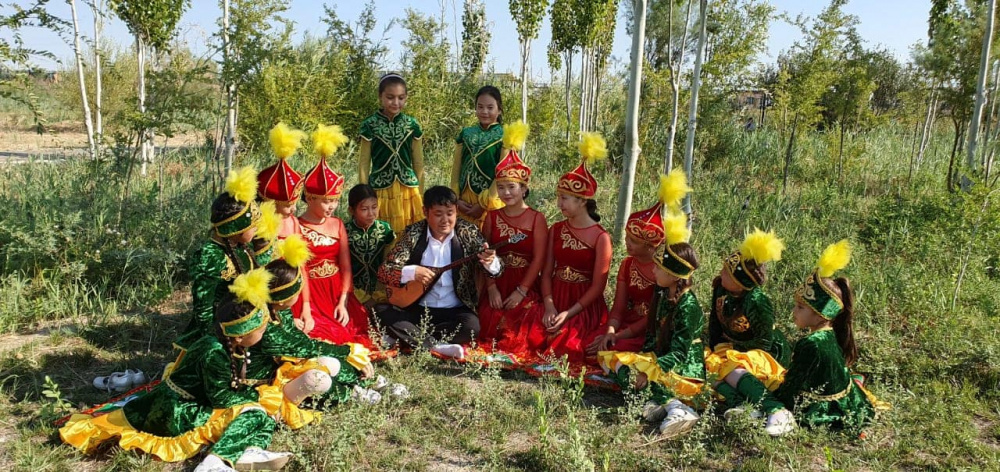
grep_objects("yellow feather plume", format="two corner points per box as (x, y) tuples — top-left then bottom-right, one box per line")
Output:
(225, 166), (258, 203)
(578, 132), (608, 164)
(312, 123), (349, 158)
(659, 168), (692, 212)
(255, 201), (281, 242)
(739, 228), (785, 265)
(229, 268), (273, 309)
(269, 122), (306, 160)
(503, 120), (530, 150)
(274, 234), (312, 269)
(663, 209), (691, 245)
(817, 239), (851, 278)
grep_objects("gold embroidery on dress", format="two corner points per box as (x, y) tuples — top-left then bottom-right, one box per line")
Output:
(728, 315), (751, 333)
(502, 252), (529, 269)
(309, 259), (340, 279)
(556, 265), (589, 283)
(635, 302), (650, 318)
(302, 226), (337, 246)
(560, 226), (587, 250)
(495, 217), (522, 240)
(220, 257), (237, 281)
(629, 265), (654, 290)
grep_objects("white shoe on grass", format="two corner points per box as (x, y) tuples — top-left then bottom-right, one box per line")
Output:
(234, 447), (292, 471)
(658, 400), (699, 437)
(764, 408), (796, 437)
(386, 383), (410, 400)
(641, 400), (667, 423)
(193, 454), (236, 472)
(723, 406), (764, 423)
(351, 385), (382, 405)
(430, 343), (465, 360)
(370, 374), (390, 391)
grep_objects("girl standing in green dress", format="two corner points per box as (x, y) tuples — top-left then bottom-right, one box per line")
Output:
(451, 85), (506, 227)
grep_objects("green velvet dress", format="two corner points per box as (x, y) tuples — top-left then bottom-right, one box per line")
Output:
(246, 308), (363, 404)
(345, 218), (395, 303)
(360, 111), (423, 190)
(708, 282), (791, 365)
(176, 239), (256, 349)
(60, 334), (277, 464)
(764, 328), (876, 430)
(600, 290), (706, 403)
(454, 123), (504, 196)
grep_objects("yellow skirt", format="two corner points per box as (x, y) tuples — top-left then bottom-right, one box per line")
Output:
(459, 186), (504, 228)
(597, 351), (705, 399)
(256, 357), (335, 430)
(376, 181), (423, 234)
(59, 403), (266, 462)
(704, 344), (787, 390)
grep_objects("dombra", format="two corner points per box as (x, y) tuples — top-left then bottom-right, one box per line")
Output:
(387, 233), (527, 309)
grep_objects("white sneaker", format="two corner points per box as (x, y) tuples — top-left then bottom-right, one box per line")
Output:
(641, 401), (667, 423)
(193, 454), (236, 472)
(723, 406), (764, 423)
(430, 343), (465, 360)
(658, 402), (700, 437)
(764, 408), (796, 437)
(386, 383), (410, 400)
(351, 385), (382, 405)
(234, 447), (293, 471)
(370, 375), (390, 391)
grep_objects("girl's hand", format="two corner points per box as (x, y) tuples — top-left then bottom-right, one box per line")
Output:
(488, 285), (503, 309)
(634, 372), (648, 390)
(457, 200), (473, 215)
(542, 304), (558, 328)
(585, 332), (615, 355)
(301, 312), (315, 334)
(546, 311), (569, 333)
(294, 317), (305, 331)
(335, 302), (349, 326)
(360, 363), (375, 379)
(503, 290), (525, 310)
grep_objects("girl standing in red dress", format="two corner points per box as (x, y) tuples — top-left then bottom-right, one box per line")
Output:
(503, 133), (611, 363)
(299, 124), (371, 347)
(477, 121), (548, 344)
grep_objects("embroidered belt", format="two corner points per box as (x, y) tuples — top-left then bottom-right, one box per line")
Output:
(309, 260), (340, 279)
(555, 266), (590, 283)
(502, 252), (529, 269)
(164, 374), (196, 400)
(802, 380), (852, 402)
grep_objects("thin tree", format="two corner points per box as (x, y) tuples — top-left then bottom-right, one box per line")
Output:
(221, 0), (235, 173)
(967, 0), (996, 173)
(613, 0), (647, 243)
(510, 0), (549, 123)
(91, 0), (103, 153)
(662, 0), (693, 172)
(681, 0), (707, 215)
(460, 0), (490, 79)
(69, 0), (96, 160)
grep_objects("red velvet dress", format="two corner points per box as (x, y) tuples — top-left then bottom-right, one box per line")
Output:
(477, 208), (545, 343)
(585, 256), (656, 354)
(502, 221), (611, 363)
(297, 220), (371, 347)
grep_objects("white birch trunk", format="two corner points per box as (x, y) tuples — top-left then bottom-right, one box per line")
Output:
(520, 39), (530, 124)
(681, 0), (707, 216)
(613, 0), (647, 244)
(966, 0), (996, 172)
(69, 0), (96, 161)
(93, 0), (103, 154)
(137, 36), (150, 176)
(222, 0), (236, 174)
(664, 0), (693, 173)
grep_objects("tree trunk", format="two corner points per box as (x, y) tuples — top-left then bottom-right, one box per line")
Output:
(948, 118), (965, 193)
(981, 60), (1000, 175)
(579, 47), (589, 133)
(681, 0), (708, 215)
(782, 113), (799, 194)
(69, 0), (96, 161)
(137, 36), (151, 176)
(222, 0), (236, 174)
(565, 50), (573, 141)
(613, 0), (647, 244)
(664, 0), (693, 173)
(521, 39), (530, 124)
(93, 0), (103, 155)
(908, 119), (920, 184)
(967, 0), (996, 172)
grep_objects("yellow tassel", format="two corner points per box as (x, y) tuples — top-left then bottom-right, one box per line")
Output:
(269, 122), (306, 160)
(503, 120), (530, 150)
(578, 132), (608, 164)
(255, 201), (281, 242)
(225, 166), (258, 203)
(739, 228), (785, 265)
(659, 168), (691, 212)
(663, 210), (690, 245)
(229, 268), (273, 310)
(817, 239), (851, 278)
(274, 234), (312, 269)
(312, 124), (349, 158)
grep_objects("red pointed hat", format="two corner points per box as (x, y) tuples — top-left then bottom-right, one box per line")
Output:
(557, 132), (607, 199)
(303, 158), (345, 198)
(495, 150), (531, 185)
(625, 202), (665, 246)
(257, 159), (304, 202)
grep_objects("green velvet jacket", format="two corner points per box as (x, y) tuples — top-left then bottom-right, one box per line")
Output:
(345, 219), (395, 296)
(643, 289), (706, 380)
(176, 239), (255, 349)
(360, 111), (423, 189)
(769, 328), (875, 430)
(708, 279), (791, 365)
(455, 123), (503, 194)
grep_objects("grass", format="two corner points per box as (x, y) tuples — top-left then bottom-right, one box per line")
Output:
(1, 123), (999, 471)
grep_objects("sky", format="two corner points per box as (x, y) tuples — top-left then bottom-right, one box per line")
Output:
(7, 0), (931, 80)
